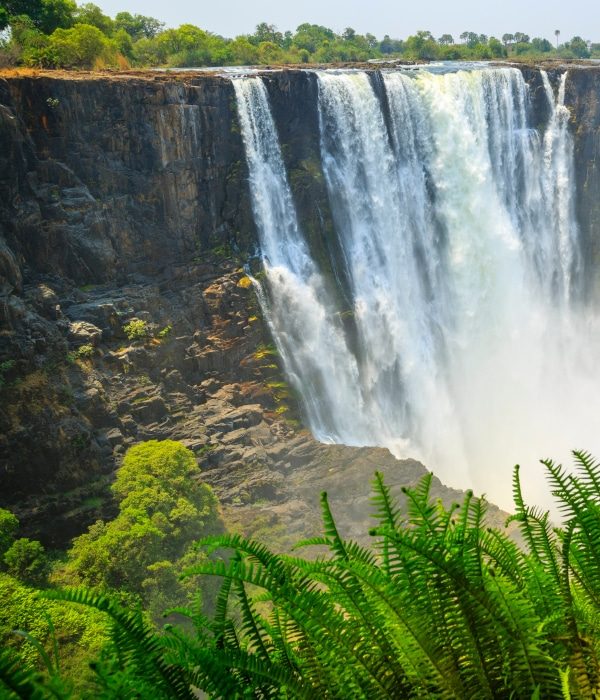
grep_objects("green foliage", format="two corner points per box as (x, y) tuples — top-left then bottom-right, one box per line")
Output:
(6, 451), (598, 698)
(75, 343), (94, 358)
(1, 5), (596, 69)
(174, 454), (600, 698)
(123, 318), (148, 342)
(0, 573), (108, 694)
(157, 324), (172, 340)
(113, 11), (163, 40)
(4, 538), (49, 585)
(41, 587), (198, 698)
(0, 508), (19, 556)
(67, 440), (221, 618)
(73, 2), (112, 34)
(2, 0), (76, 33)
(49, 22), (114, 67)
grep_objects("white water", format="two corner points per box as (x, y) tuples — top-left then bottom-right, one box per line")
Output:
(232, 78), (370, 440)
(234, 68), (600, 510)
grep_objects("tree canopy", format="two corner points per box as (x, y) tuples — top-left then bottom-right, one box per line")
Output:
(1, 5), (598, 69)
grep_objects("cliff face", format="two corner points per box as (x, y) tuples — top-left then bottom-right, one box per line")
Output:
(564, 69), (600, 290)
(0, 66), (599, 545)
(0, 74), (254, 283)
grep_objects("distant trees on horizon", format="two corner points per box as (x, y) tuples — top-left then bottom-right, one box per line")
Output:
(0, 2), (598, 70)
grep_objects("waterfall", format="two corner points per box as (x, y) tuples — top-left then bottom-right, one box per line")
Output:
(234, 68), (600, 509)
(232, 77), (370, 442)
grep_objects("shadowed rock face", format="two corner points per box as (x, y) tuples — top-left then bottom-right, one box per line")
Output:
(0, 67), (598, 545)
(0, 74), (254, 283)
(564, 69), (600, 294)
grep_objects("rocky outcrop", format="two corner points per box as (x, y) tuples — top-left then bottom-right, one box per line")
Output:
(1, 66), (599, 546)
(564, 69), (600, 294)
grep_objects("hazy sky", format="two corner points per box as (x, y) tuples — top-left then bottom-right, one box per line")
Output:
(93, 0), (597, 42)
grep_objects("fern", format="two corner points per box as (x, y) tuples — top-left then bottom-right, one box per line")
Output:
(4, 452), (598, 699)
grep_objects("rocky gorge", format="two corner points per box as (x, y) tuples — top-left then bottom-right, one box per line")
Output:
(1, 64), (599, 547)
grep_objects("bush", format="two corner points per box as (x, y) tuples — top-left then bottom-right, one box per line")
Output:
(38, 22), (117, 68)
(0, 508), (19, 557)
(156, 324), (172, 340)
(0, 573), (108, 690)
(3, 538), (49, 585)
(123, 319), (148, 342)
(76, 344), (94, 359)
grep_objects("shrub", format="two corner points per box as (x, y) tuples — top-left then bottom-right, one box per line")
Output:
(156, 324), (172, 340)
(3, 538), (49, 585)
(123, 319), (148, 342)
(76, 344), (94, 359)
(38, 22), (117, 68)
(0, 508), (19, 557)
(0, 573), (108, 691)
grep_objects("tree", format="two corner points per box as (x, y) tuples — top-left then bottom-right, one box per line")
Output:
(44, 23), (114, 68)
(342, 27), (356, 42)
(67, 440), (221, 616)
(2, 0), (75, 34)
(502, 33), (515, 45)
(365, 32), (378, 49)
(113, 11), (163, 40)
(379, 34), (403, 54)
(257, 40), (283, 64)
(73, 3), (112, 34)
(249, 21), (283, 47)
(555, 29), (560, 48)
(229, 36), (259, 64)
(531, 37), (553, 53)
(438, 33), (454, 45)
(459, 31), (480, 48)
(567, 35), (590, 58)
(513, 31), (530, 44)
(488, 37), (506, 57)
(405, 30), (438, 59)
(292, 23), (335, 53)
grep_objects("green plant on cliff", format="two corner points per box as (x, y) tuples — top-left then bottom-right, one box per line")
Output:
(65, 440), (222, 621)
(123, 318), (149, 342)
(156, 324), (172, 341)
(5, 450), (599, 698)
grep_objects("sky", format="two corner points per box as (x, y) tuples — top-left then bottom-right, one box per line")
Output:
(93, 0), (597, 42)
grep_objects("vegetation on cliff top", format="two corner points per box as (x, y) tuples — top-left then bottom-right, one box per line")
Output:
(1, 449), (599, 698)
(0, 2), (598, 69)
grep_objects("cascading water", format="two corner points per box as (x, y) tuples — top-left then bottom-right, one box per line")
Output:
(232, 77), (371, 441)
(233, 67), (600, 509)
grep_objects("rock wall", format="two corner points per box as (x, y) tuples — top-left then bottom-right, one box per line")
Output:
(0, 66), (598, 545)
